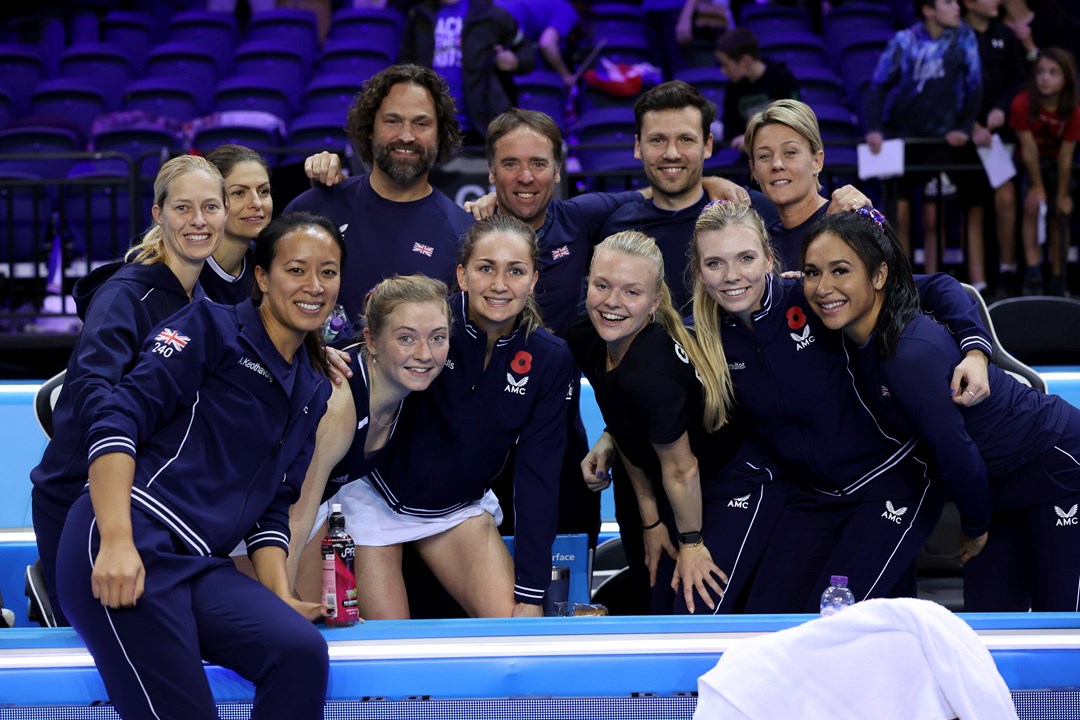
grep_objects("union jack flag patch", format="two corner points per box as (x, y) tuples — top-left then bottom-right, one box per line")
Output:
(551, 245), (570, 260)
(155, 328), (190, 351)
(412, 242), (434, 257)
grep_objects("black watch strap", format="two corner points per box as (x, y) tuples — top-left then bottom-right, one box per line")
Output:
(678, 530), (703, 545)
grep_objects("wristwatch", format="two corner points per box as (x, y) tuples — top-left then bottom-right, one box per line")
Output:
(678, 530), (703, 545)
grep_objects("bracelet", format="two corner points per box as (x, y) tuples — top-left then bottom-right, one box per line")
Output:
(642, 518), (662, 531)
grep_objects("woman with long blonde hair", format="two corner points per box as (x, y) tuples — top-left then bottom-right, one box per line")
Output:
(571, 228), (785, 614)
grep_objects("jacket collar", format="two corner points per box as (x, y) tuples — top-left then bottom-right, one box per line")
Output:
(455, 292), (522, 347)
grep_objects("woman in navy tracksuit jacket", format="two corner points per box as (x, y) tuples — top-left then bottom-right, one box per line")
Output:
(198, 144), (273, 305)
(690, 201), (994, 612)
(351, 215), (575, 618)
(55, 212), (342, 719)
(803, 210), (1080, 612)
(568, 230), (785, 615)
(30, 155), (227, 626)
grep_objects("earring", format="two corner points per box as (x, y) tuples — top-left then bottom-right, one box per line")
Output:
(648, 312), (656, 323)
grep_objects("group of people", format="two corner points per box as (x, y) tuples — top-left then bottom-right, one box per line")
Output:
(863, 0), (1079, 298)
(26, 52), (1080, 717)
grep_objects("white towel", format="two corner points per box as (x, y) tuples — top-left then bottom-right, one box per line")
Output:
(695, 598), (1017, 720)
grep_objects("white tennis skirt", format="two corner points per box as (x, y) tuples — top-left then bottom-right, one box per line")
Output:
(310, 475), (504, 546)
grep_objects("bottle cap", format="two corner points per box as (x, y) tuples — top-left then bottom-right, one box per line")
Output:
(331, 503), (342, 513)
(329, 315), (345, 331)
(550, 565), (570, 580)
(830, 575), (848, 586)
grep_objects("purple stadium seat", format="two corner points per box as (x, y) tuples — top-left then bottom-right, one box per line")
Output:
(0, 44), (47, 116)
(123, 77), (202, 122)
(317, 39), (392, 82)
(233, 40), (312, 101)
(101, 11), (158, 75)
(59, 43), (132, 112)
(30, 79), (107, 136)
(514, 72), (567, 130)
(91, 126), (177, 178)
(302, 73), (364, 116)
(147, 42), (222, 104)
(214, 75), (295, 123)
(328, 7), (403, 58)
(286, 111), (350, 164)
(245, 8), (320, 65)
(569, 107), (640, 173)
(167, 10), (237, 74)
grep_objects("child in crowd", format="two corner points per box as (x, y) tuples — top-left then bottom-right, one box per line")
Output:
(1010, 46), (1080, 295)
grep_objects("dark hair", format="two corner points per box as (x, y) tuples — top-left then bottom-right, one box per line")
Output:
(801, 212), (918, 359)
(345, 64), (462, 165)
(485, 108), (564, 168)
(204, 144), (271, 181)
(714, 27), (760, 61)
(1028, 47), (1078, 124)
(253, 211), (347, 376)
(634, 80), (717, 140)
(459, 214), (545, 337)
(915, 0), (938, 15)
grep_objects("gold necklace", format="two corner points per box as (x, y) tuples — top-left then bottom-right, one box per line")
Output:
(370, 400), (402, 429)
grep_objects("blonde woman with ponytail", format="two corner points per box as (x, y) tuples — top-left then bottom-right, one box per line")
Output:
(31, 154), (226, 625)
(569, 230), (786, 615)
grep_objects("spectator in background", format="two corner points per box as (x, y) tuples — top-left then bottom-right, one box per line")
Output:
(714, 28), (801, 153)
(677, 0), (734, 45)
(961, 0), (1027, 298)
(1002, 0), (1080, 70)
(1010, 46), (1079, 295)
(285, 64), (474, 326)
(864, 0), (982, 274)
(400, 0), (535, 145)
(498, 0), (580, 87)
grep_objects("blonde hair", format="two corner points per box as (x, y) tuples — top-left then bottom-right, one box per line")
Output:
(364, 274), (451, 339)
(593, 230), (732, 431)
(126, 155), (227, 265)
(459, 214), (546, 337)
(690, 202), (776, 374)
(743, 98), (825, 191)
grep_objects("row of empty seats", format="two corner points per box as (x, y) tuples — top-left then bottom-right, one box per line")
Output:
(0, 7), (403, 134)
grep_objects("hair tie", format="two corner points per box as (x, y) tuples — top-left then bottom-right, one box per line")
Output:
(700, 198), (734, 216)
(855, 206), (886, 228)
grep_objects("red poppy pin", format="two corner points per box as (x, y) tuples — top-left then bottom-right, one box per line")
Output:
(511, 350), (533, 374)
(786, 306), (807, 330)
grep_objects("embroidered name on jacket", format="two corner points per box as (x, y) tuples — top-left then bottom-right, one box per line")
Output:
(238, 356), (273, 382)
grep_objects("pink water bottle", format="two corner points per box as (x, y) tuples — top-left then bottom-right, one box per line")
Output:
(322, 503), (358, 627)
